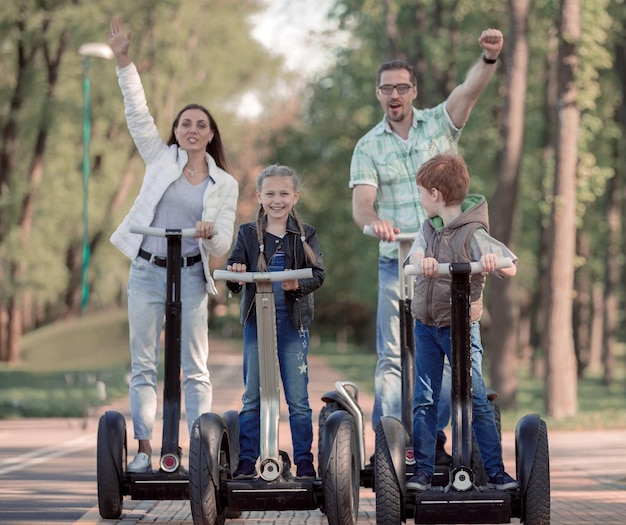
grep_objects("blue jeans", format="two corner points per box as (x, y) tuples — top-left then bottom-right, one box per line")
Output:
(412, 320), (504, 478)
(238, 307), (313, 465)
(127, 256), (211, 439)
(374, 257), (451, 439)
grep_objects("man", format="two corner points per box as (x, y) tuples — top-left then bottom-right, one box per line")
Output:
(350, 29), (504, 457)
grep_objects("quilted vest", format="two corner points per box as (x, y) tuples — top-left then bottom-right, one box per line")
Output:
(411, 196), (489, 327)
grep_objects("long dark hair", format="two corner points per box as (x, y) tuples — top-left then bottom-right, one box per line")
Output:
(167, 103), (229, 172)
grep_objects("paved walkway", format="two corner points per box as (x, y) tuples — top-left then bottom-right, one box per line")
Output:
(75, 340), (626, 524)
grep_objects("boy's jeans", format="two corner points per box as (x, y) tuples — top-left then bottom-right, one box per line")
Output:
(412, 320), (505, 477)
(373, 256), (451, 440)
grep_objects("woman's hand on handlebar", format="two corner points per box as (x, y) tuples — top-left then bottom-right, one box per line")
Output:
(369, 219), (401, 243)
(195, 220), (214, 240)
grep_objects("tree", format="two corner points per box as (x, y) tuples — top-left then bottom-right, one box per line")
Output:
(544, 0), (580, 418)
(0, 0), (280, 363)
(486, 0), (530, 410)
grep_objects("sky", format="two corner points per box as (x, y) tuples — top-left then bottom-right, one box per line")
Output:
(250, 0), (346, 76)
(238, 0), (348, 118)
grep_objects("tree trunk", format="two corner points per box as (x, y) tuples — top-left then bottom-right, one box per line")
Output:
(602, 172), (620, 385)
(487, 0), (530, 409)
(573, 232), (592, 377)
(544, 0), (579, 419)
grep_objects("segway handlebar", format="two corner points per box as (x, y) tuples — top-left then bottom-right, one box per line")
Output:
(362, 224), (416, 243)
(404, 257), (513, 276)
(130, 225), (198, 238)
(213, 268), (313, 283)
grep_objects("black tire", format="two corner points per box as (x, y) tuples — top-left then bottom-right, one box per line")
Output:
(97, 411), (126, 519)
(323, 411), (359, 525)
(221, 410), (240, 475)
(522, 419), (550, 524)
(374, 421), (402, 525)
(318, 400), (341, 474)
(189, 417), (224, 525)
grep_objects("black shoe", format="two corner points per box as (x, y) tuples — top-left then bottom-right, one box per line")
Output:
(407, 472), (432, 491)
(296, 459), (316, 479)
(487, 471), (519, 490)
(233, 459), (257, 479)
(435, 437), (452, 466)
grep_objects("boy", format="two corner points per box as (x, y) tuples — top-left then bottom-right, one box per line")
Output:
(405, 153), (518, 491)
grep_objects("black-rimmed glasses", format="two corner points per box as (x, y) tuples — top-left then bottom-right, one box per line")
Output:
(378, 83), (413, 95)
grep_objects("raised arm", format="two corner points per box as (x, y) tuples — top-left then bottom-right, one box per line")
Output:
(109, 17), (132, 68)
(445, 28), (504, 128)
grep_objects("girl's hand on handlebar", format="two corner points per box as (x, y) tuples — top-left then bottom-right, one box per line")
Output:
(195, 220), (214, 240)
(226, 263), (247, 285)
(280, 270), (300, 291)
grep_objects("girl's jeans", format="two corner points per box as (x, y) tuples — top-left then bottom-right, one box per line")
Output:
(238, 273), (313, 465)
(127, 256), (212, 439)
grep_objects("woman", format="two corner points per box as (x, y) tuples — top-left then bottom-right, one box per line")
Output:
(108, 17), (238, 473)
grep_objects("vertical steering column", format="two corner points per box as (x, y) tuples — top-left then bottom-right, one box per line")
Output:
(450, 263), (473, 471)
(255, 278), (282, 481)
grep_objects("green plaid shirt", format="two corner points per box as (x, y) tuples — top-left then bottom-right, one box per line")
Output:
(350, 103), (462, 258)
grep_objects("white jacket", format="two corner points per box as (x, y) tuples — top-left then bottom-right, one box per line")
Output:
(110, 63), (238, 295)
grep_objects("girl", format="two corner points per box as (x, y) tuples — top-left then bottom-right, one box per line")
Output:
(226, 165), (325, 479)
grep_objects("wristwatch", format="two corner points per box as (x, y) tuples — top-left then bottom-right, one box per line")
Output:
(482, 50), (497, 64)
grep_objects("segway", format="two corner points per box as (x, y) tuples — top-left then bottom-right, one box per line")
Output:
(374, 258), (551, 524)
(320, 228), (432, 489)
(96, 225), (198, 519)
(189, 267), (360, 525)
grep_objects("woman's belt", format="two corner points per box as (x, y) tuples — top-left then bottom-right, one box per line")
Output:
(138, 248), (202, 268)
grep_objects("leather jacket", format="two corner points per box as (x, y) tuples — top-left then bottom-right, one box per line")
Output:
(226, 215), (325, 329)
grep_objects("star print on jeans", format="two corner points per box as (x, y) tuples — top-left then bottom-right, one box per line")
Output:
(299, 362), (308, 374)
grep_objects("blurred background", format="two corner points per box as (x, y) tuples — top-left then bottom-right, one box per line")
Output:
(0, 0), (624, 425)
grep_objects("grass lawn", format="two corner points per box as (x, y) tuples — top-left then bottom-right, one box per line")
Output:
(0, 310), (132, 418)
(2, 310), (626, 433)
(314, 341), (626, 432)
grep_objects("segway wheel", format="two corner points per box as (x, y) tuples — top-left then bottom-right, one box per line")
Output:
(318, 400), (341, 472)
(189, 416), (224, 525)
(221, 410), (240, 474)
(522, 419), (550, 524)
(96, 410), (126, 519)
(374, 421), (402, 525)
(323, 411), (359, 525)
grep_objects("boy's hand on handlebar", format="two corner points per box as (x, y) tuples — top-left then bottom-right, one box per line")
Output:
(421, 257), (440, 277)
(480, 253), (498, 275)
(195, 220), (214, 240)
(369, 220), (401, 243)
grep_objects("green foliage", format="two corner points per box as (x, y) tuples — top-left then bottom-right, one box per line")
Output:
(0, 0), (280, 324)
(2, 0), (626, 374)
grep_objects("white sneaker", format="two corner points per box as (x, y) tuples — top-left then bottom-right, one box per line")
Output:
(127, 452), (152, 473)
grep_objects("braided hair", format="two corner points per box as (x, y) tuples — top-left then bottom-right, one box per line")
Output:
(255, 165), (318, 272)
